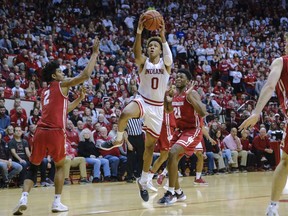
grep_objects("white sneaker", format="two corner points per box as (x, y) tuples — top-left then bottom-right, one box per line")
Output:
(147, 180), (158, 192)
(52, 202), (69, 213)
(261, 156), (268, 162)
(266, 204), (279, 216)
(228, 159), (236, 165)
(178, 171), (183, 177)
(13, 196), (27, 215)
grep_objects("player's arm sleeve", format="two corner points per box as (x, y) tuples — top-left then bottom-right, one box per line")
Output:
(162, 42), (173, 66)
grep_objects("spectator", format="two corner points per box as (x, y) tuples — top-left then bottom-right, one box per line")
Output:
(3, 125), (14, 143)
(8, 126), (30, 186)
(63, 141), (89, 185)
(66, 120), (80, 149)
(97, 127), (127, 181)
(0, 105), (10, 135)
(11, 79), (26, 99)
(78, 128), (111, 183)
(223, 128), (248, 172)
(0, 132), (22, 187)
(10, 106), (27, 132)
(252, 128), (275, 170)
(39, 156), (55, 187)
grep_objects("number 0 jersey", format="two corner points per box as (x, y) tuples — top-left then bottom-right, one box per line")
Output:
(172, 90), (202, 131)
(37, 81), (68, 129)
(138, 58), (170, 105)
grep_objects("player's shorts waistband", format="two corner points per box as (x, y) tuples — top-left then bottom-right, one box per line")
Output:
(36, 127), (64, 131)
(138, 93), (163, 106)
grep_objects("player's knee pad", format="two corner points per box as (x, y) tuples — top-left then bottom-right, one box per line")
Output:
(26, 164), (39, 183)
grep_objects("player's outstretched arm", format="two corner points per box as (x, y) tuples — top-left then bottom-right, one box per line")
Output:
(159, 18), (172, 70)
(239, 57), (283, 131)
(133, 15), (146, 68)
(67, 87), (86, 113)
(186, 81), (207, 117)
(61, 37), (100, 88)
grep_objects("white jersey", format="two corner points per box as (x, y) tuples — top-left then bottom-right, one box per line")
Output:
(138, 58), (170, 105)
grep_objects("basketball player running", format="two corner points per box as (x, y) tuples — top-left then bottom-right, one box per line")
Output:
(13, 37), (100, 215)
(158, 69), (207, 205)
(100, 15), (173, 202)
(239, 34), (288, 216)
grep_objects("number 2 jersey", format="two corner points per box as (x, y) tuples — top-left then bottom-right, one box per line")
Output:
(172, 90), (203, 131)
(37, 81), (68, 129)
(138, 58), (170, 105)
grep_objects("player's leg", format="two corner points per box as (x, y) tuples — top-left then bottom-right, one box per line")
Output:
(99, 101), (141, 150)
(13, 128), (45, 215)
(158, 144), (185, 205)
(194, 149), (208, 186)
(137, 132), (158, 201)
(266, 151), (288, 216)
(174, 154), (187, 202)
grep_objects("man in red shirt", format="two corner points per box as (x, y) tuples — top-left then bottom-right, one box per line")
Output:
(252, 128), (275, 170)
(10, 106), (27, 132)
(13, 37), (100, 215)
(66, 120), (79, 150)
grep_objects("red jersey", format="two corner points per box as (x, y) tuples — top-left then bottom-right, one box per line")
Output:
(172, 91), (202, 130)
(37, 81), (68, 129)
(275, 56), (288, 117)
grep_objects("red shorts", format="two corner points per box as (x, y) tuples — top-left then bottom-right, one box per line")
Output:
(170, 128), (202, 156)
(157, 125), (175, 151)
(30, 128), (66, 164)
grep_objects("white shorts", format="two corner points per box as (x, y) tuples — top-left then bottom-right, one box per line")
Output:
(133, 95), (164, 138)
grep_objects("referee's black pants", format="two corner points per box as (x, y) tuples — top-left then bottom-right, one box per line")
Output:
(126, 133), (145, 179)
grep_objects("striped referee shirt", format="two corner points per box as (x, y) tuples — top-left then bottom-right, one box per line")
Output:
(126, 118), (143, 136)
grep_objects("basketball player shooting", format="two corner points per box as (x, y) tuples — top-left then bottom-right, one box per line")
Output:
(99, 12), (173, 202)
(12, 37), (100, 215)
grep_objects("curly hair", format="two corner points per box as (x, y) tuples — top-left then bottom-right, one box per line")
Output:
(146, 36), (163, 50)
(79, 128), (95, 143)
(42, 61), (60, 83)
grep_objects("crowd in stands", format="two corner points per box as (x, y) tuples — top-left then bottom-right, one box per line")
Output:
(0, 0), (288, 187)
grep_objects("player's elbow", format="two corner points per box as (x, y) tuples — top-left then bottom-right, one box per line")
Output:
(163, 56), (173, 66)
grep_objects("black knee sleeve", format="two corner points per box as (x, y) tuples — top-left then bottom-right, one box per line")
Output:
(26, 164), (39, 184)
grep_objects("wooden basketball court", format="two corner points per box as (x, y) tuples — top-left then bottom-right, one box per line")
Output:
(1, 172), (288, 216)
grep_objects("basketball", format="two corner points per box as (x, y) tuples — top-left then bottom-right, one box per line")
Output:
(143, 10), (163, 31)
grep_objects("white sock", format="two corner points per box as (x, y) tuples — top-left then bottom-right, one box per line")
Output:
(148, 172), (154, 181)
(54, 194), (61, 203)
(175, 188), (182, 195)
(116, 131), (124, 141)
(196, 172), (201, 180)
(168, 187), (175, 195)
(140, 171), (149, 184)
(21, 192), (29, 199)
(161, 168), (168, 176)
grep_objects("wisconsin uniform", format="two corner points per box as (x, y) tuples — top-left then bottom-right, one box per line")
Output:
(170, 90), (203, 156)
(275, 56), (288, 154)
(30, 81), (68, 164)
(134, 58), (170, 138)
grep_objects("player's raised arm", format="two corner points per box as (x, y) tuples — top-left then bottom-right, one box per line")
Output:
(133, 15), (147, 68)
(186, 81), (207, 117)
(239, 57), (283, 131)
(159, 18), (172, 72)
(61, 37), (100, 88)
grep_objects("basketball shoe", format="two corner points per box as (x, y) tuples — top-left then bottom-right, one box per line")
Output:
(175, 191), (187, 202)
(98, 137), (123, 150)
(158, 191), (177, 205)
(266, 203), (279, 216)
(147, 180), (158, 192)
(137, 178), (149, 202)
(52, 202), (69, 213)
(156, 173), (165, 186)
(193, 177), (208, 186)
(13, 196), (27, 215)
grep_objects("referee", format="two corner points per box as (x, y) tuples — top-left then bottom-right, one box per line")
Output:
(125, 118), (145, 183)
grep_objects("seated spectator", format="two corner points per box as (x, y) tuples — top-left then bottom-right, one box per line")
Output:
(12, 79), (26, 99)
(28, 108), (41, 126)
(78, 128), (111, 183)
(10, 106), (27, 132)
(76, 120), (84, 135)
(97, 127), (127, 181)
(0, 132), (22, 187)
(240, 129), (256, 171)
(223, 128), (248, 172)
(8, 126), (30, 186)
(9, 98), (27, 118)
(64, 141), (89, 185)
(252, 128), (275, 170)
(0, 105), (10, 135)
(39, 156), (55, 187)
(66, 120), (80, 149)
(69, 108), (83, 127)
(3, 125), (14, 143)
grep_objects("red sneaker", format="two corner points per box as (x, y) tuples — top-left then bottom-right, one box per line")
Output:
(193, 177), (208, 186)
(156, 174), (165, 186)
